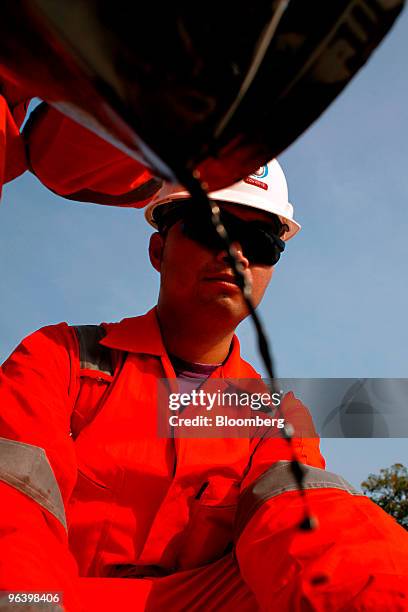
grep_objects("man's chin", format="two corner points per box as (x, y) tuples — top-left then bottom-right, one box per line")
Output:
(199, 292), (250, 322)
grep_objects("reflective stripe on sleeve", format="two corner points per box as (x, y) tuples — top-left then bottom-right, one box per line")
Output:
(0, 437), (67, 531)
(74, 324), (113, 376)
(235, 460), (361, 540)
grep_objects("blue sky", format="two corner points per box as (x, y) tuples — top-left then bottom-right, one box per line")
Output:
(1, 11), (408, 487)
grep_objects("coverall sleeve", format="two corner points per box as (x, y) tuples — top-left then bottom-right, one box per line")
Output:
(0, 77), (29, 196)
(235, 392), (408, 611)
(0, 324), (82, 611)
(23, 103), (162, 207)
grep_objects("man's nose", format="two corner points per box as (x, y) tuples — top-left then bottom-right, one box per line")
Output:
(216, 241), (250, 270)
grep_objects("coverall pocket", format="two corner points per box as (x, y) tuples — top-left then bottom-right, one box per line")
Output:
(68, 468), (120, 576)
(178, 476), (240, 570)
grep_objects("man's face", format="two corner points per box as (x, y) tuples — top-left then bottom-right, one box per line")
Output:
(149, 203), (277, 327)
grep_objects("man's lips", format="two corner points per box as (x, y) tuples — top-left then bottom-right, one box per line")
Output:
(203, 269), (253, 287)
(202, 273), (239, 285)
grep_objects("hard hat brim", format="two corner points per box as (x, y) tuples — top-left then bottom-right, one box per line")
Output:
(145, 194), (301, 241)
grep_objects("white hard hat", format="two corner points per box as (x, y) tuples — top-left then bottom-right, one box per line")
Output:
(145, 159), (300, 240)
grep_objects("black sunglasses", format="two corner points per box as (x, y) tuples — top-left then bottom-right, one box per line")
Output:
(155, 202), (286, 266)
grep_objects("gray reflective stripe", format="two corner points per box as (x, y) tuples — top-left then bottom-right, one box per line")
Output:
(60, 177), (163, 206)
(0, 604), (63, 612)
(0, 437), (67, 531)
(74, 324), (113, 376)
(0, 602), (63, 612)
(235, 460), (361, 540)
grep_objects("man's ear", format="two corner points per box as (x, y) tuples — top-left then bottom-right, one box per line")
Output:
(149, 232), (164, 272)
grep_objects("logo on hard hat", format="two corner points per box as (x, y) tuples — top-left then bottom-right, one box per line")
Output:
(244, 165), (269, 190)
(251, 166), (268, 179)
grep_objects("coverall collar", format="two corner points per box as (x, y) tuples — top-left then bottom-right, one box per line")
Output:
(100, 306), (248, 377)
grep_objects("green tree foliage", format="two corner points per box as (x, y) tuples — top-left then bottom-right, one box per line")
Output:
(362, 463), (408, 530)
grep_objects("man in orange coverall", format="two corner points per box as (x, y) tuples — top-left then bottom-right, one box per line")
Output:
(1, 159), (408, 612)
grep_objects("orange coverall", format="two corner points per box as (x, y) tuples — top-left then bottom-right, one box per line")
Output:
(0, 79), (28, 196)
(0, 93), (160, 207)
(1, 308), (408, 611)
